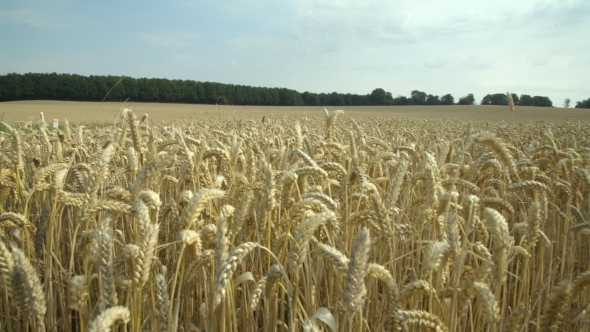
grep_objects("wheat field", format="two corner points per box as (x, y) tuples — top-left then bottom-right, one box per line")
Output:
(0, 107), (589, 332)
(2, 100), (590, 123)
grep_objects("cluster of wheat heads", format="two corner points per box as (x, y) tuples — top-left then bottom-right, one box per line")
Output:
(0, 108), (589, 331)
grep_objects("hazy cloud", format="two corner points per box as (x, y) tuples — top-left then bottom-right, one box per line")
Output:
(0, 8), (65, 29)
(139, 31), (201, 48)
(0, 0), (588, 104)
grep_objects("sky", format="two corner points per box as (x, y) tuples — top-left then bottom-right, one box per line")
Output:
(0, 0), (588, 106)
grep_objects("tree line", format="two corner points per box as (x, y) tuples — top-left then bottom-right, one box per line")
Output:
(576, 98), (590, 108)
(0, 73), (303, 106)
(480, 93), (553, 107)
(0, 72), (573, 108)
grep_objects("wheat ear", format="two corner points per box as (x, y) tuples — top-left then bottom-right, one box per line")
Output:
(473, 282), (500, 324)
(249, 276), (267, 312)
(475, 132), (518, 181)
(12, 247), (46, 331)
(540, 282), (572, 331)
(179, 189), (225, 229)
(68, 275), (89, 311)
(0, 241), (14, 298)
(124, 109), (142, 154)
(345, 227), (371, 313)
(138, 223), (159, 287)
(99, 229), (118, 307)
(394, 310), (448, 332)
(399, 280), (433, 304)
(213, 242), (258, 309)
(155, 274), (170, 332)
(483, 208), (511, 294)
(423, 241), (450, 278)
(289, 211), (336, 270)
(86, 306), (131, 332)
(385, 157), (409, 213)
(316, 242), (349, 276)
(215, 205), (234, 282)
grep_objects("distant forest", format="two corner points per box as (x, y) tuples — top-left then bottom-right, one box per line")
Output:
(0, 72), (581, 108)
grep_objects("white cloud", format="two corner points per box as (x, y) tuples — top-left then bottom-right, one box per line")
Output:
(233, 0), (589, 102)
(1, 0), (588, 104)
(284, 0), (584, 50)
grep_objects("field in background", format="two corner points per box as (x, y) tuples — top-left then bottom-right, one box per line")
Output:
(1, 100), (589, 123)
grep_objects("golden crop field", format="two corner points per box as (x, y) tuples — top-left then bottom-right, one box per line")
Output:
(2, 100), (590, 123)
(0, 105), (589, 331)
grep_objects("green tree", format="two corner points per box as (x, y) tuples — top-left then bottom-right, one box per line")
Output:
(278, 88), (303, 106)
(563, 98), (571, 108)
(41, 73), (59, 100)
(268, 88), (280, 105)
(457, 93), (475, 105)
(158, 79), (179, 102)
(137, 78), (158, 102)
(328, 92), (345, 106)
(104, 75), (126, 101)
(411, 90), (427, 105)
(440, 94), (454, 105)
(481, 93), (508, 105)
(92, 76), (109, 100)
(519, 94), (533, 106)
(202, 82), (218, 103)
(425, 94), (440, 105)
(370, 88), (387, 105)
(343, 93), (353, 106)
(301, 91), (320, 106)
(0, 73), (22, 100)
(19, 74), (36, 99)
(575, 98), (590, 108)
(351, 94), (369, 106)
(386, 92), (394, 104)
(182, 80), (199, 103)
(318, 93), (329, 105)
(4, 73), (505, 107)
(250, 88), (260, 105)
(532, 96), (552, 107)
(120, 78), (138, 101)
(392, 95), (410, 105)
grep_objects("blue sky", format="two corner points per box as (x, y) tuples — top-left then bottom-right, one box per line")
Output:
(1, 0), (588, 106)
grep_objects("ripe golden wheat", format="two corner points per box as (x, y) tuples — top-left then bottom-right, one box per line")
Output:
(0, 109), (589, 331)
